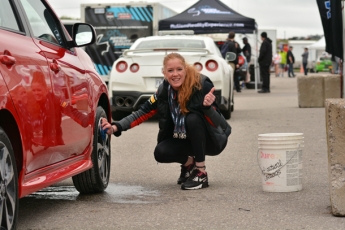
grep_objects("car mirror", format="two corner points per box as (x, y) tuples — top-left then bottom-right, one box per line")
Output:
(225, 52), (236, 62)
(71, 23), (96, 47)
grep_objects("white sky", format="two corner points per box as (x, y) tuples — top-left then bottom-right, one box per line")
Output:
(47, 0), (324, 39)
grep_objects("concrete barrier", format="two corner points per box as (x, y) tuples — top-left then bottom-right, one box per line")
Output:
(297, 75), (341, 108)
(325, 99), (345, 216)
(324, 75), (341, 99)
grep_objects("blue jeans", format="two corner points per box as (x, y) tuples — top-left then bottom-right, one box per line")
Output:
(288, 63), (295, 77)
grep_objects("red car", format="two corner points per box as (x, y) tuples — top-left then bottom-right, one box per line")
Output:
(0, 0), (111, 229)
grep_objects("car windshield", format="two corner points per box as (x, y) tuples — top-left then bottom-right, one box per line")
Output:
(135, 39), (206, 49)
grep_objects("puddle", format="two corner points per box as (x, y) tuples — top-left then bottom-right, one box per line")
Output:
(26, 186), (79, 200)
(100, 183), (160, 204)
(26, 183), (159, 204)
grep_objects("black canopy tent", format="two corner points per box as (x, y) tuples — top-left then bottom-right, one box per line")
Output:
(158, 0), (257, 34)
(158, 0), (260, 90)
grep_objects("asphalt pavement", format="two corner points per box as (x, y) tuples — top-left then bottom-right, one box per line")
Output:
(18, 71), (345, 230)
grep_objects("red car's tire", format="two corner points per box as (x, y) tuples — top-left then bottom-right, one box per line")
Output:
(72, 107), (111, 194)
(0, 127), (19, 230)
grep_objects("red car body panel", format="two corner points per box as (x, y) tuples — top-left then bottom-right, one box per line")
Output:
(0, 1), (110, 199)
(20, 155), (93, 197)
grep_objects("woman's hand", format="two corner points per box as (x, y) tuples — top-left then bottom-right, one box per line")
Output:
(203, 87), (216, 106)
(101, 118), (118, 135)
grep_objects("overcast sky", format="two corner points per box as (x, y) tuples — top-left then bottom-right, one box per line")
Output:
(48, 0), (324, 39)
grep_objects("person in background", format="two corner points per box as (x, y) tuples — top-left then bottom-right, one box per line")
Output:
(301, 47), (309, 76)
(332, 56), (340, 74)
(258, 32), (272, 93)
(273, 50), (282, 77)
(242, 37), (252, 83)
(222, 31), (242, 92)
(242, 37), (251, 64)
(287, 46), (296, 77)
(279, 49), (287, 77)
(101, 52), (231, 190)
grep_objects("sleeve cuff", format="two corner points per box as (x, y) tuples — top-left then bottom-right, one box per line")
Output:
(111, 122), (123, 137)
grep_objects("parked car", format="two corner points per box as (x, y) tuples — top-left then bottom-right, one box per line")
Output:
(0, 1), (111, 229)
(108, 35), (234, 119)
(315, 56), (332, 73)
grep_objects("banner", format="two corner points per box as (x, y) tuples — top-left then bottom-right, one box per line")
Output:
(316, 0), (343, 60)
(84, 6), (153, 76)
(158, 0), (257, 34)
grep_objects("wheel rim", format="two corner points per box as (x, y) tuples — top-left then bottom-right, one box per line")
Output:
(0, 142), (16, 230)
(97, 129), (110, 186)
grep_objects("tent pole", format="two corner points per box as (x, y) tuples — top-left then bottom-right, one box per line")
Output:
(342, 0), (345, 98)
(254, 30), (258, 91)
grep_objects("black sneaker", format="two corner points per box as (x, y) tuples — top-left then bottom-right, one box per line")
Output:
(177, 160), (195, 184)
(181, 168), (208, 190)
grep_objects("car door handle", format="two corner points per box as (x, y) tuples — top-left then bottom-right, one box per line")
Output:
(0, 55), (16, 66)
(50, 59), (61, 73)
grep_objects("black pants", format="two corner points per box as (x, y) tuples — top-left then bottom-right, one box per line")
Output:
(260, 65), (270, 91)
(234, 71), (241, 91)
(303, 62), (308, 75)
(154, 113), (220, 164)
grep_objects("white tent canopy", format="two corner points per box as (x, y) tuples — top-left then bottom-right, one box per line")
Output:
(307, 36), (327, 65)
(308, 36), (325, 50)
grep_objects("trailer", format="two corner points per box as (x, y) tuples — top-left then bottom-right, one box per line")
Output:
(80, 2), (176, 83)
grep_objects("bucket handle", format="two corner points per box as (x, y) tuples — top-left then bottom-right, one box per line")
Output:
(257, 144), (301, 176)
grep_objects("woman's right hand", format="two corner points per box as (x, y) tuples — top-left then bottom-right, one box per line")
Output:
(101, 118), (117, 135)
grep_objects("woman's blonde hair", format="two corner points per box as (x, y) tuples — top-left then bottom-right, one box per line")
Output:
(163, 53), (201, 114)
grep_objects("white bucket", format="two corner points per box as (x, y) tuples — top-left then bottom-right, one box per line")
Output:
(258, 133), (303, 192)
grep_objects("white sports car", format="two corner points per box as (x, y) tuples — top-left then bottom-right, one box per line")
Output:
(108, 35), (234, 119)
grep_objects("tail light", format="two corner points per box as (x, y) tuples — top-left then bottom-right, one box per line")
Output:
(116, 61), (128, 73)
(130, 63), (139, 73)
(216, 41), (225, 48)
(194, 62), (203, 71)
(205, 60), (218, 72)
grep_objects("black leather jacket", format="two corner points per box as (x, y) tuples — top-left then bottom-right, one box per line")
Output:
(112, 75), (228, 146)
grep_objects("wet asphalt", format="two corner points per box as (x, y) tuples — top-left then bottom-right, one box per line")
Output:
(17, 72), (345, 229)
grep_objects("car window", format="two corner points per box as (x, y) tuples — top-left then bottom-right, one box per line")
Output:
(20, 0), (64, 46)
(0, 0), (20, 31)
(63, 23), (73, 37)
(136, 39), (206, 49)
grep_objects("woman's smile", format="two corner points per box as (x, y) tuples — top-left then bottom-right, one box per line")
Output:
(163, 58), (186, 90)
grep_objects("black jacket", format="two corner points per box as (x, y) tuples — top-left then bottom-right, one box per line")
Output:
(258, 37), (273, 66)
(112, 75), (230, 151)
(242, 43), (251, 63)
(287, 50), (295, 64)
(225, 40), (242, 65)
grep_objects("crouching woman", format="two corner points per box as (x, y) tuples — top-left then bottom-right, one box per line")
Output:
(102, 52), (231, 190)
